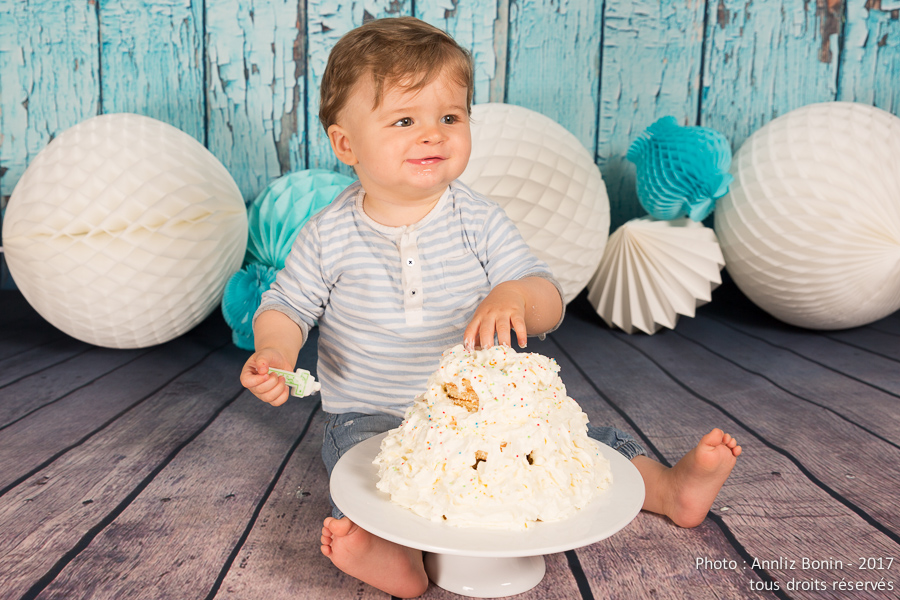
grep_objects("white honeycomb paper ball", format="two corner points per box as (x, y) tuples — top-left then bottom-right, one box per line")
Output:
(715, 102), (900, 329)
(3, 113), (248, 348)
(460, 103), (610, 303)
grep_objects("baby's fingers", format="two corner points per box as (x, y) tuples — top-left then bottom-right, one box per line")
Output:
(254, 375), (290, 406)
(464, 317), (482, 351)
(490, 317), (510, 349)
(475, 313), (503, 349)
(511, 314), (527, 348)
(240, 359), (270, 389)
(263, 383), (291, 407)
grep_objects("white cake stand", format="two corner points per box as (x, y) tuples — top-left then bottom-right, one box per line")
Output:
(331, 433), (645, 598)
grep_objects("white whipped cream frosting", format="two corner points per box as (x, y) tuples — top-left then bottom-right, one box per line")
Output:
(373, 344), (612, 530)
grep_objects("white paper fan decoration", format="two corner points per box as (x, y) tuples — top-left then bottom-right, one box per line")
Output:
(460, 103), (610, 303)
(3, 113), (247, 349)
(714, 102), (900, 329)
(587, 217), (725, 334)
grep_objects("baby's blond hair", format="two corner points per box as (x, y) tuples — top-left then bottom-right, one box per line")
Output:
(319, 17), (474, 132)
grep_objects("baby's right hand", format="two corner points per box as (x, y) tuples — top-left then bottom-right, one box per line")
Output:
(240, 349), (292, 407)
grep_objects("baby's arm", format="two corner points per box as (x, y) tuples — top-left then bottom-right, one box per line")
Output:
(464, 276), (563, 350)
(240, 310), (305, 407)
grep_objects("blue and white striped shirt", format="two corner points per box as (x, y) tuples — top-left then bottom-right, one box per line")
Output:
(256, 180), (563, 416)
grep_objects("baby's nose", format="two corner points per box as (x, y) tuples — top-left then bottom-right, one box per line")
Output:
(420, 124), (445, 143)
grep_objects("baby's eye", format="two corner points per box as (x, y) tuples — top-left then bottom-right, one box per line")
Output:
(441, 115), (459, 125)
(393, 117), (413, 127)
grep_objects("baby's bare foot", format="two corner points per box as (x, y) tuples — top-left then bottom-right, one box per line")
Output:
(634, 428), (741, 528)
(666, 428), (741, 527)
(321, 517), (428, 598)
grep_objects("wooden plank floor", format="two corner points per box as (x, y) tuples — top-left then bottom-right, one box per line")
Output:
(1, 282), (898, 600)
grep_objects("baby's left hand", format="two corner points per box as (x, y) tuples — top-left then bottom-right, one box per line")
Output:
(464, 281), (528, 350)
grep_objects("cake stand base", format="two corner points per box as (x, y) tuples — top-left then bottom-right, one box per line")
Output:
(424, 553), (546, 598)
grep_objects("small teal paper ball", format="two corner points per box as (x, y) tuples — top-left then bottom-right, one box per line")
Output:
(224, 169), (353, 349)
(246, 169), (355, 270)
(627, 116), (733, 221)
(222, 263), (278, 350)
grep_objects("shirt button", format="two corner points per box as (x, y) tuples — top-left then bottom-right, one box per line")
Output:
(406, 258), (415, 266)
(410, 289), (418, 296)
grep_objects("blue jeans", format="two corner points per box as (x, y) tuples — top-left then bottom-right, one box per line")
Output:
(322, 411), (646, 519)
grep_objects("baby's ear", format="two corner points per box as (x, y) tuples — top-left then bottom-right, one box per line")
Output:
(327, 124), (358, 166)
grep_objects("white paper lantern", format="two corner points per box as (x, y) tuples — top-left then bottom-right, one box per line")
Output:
(460, 103), (610, 303)
(714, 102), (900, 330)
(3, 113), (248, 348)
(587, 217), (724, 334)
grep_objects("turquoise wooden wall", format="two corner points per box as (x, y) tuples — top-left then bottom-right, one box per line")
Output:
(1, 0), (899, 279)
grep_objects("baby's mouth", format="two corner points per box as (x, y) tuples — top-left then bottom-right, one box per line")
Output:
(408, 156), (445, 166)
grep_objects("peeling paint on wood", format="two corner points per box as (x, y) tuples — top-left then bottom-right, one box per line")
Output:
(99, 0), (204, 143)
(0, 0), (99, 202)
(840, 0), (900, 113)
(507, 0), (602, 154)
(816, 0), (845, 64)
(867, 0), (900, 14)
(206, 0), (305, 202)
(597, 0), (705, 231)
(701, 0), (839, 153)
(490, 0), (510, 103)
(416, 0), (503, 105)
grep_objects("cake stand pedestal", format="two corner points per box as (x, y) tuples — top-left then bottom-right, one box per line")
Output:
(331, 433), (645, 598)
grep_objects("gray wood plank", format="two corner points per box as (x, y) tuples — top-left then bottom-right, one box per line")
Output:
(32, 387), (318, 599)
(550, 303), (900, 594)
(0, 319), (231, 492)
(711, 318), (900, 399)
(540, 339), (770, 599)
(705, 284), (900, 397)
(612, 326), (900, 536)
(0, 345), (247, 598)
(212, 409), (389, 600)
(674, 315), (900, 448)
(0, 332), (82, 370)
(0, 335), (91, 387)
(868, 312), (900, 336)
(0, 293), (71, 357)
(826, 327), (900, 363)
(0, 345), (147, 428)
(575, 521), (771, 600)
(0, 291), (51, 333)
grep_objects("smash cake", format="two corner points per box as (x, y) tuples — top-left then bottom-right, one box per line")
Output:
(373, 344), (612, 530)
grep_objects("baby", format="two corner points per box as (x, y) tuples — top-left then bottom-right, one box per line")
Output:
(240, 16), (741, 599)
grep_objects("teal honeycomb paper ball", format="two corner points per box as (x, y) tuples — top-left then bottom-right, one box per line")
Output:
(627, 116), (733, 222)
(222, 263), (278, 350)
(224, 168), (353, 349)
(246, 169), (355, 270)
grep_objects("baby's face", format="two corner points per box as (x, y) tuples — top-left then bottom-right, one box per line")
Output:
(329, 68), (471, 206)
